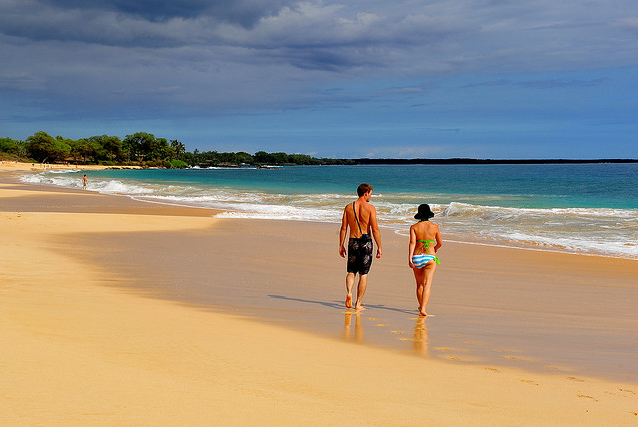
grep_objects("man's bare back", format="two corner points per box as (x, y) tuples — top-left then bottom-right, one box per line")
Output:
(346, 199), (373, 237)
(338, 183), (382, 310)
(339, 193), (382, 257)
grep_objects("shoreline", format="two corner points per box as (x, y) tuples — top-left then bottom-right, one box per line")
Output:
(2, 166), (638, 425)
(0, 160), (142, 171)
(11, 160), (638, 262)
(4, 158), (638, 168)
(3, 166), (638, 383)
(4, 164), (636, 262)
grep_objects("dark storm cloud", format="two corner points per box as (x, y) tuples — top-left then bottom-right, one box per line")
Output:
(1, 0), (637, 158)
(0, 0), (296, 47)
(37, 0), (293, 26)
(38, 0), (213, 20)
(2, 0), (637, 71)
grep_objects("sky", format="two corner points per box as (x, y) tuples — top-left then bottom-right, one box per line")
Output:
(1, 0), (637, 159)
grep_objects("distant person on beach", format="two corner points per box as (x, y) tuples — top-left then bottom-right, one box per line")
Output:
(408, 204), (442, 316)
(82, 174), (88, 190)
(339, 183), (382, 310)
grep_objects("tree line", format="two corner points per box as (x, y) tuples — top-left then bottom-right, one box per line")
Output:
(1, 131), (354, 167)
(4, 132), (637, 167)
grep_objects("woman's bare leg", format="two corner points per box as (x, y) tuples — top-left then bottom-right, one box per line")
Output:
(413, 267), (425, 311)
(415, 263), (436, 316)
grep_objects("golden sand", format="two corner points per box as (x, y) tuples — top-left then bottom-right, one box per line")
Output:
(1, 166), (637, 425)
(0, 160), (139, 172)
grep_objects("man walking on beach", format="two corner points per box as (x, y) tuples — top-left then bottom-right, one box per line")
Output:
(339, 183), (382, 310)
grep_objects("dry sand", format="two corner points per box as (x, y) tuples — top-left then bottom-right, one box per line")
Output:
(0, 160), (139, 172)
(1, 165), (637, 425)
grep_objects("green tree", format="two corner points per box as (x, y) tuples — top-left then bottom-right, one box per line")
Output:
(88, 135), (123, 162)
(149, 137), (171, 162)
(123, 132), (154, 162)
(254, 151), (271, 164)
(182, 151), (195, 165)
(0, 137), (26, 156)
(70, 138), (100, 164)
(289, 154), (318, 165)
(25, 131), (55, 162)
(123, 132), (171, 163)
(170, 139), (186, 160)
(235, 152), (254, 164)
(53, 136), (74, 162)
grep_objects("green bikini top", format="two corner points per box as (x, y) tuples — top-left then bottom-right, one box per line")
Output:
(416, 219), (435, 249)
(417, 239), (435, 250)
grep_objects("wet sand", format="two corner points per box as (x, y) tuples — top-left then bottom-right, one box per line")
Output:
(2, 165), (638, 425)
(68, 218), (638, 383)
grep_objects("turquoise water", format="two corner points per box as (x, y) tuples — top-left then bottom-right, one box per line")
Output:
(24, 163), (638, 259)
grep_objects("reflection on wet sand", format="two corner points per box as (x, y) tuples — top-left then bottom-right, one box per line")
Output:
(343, 312), (364, 343)
(412, 317), (429, 355)
(342, 311), (429, 356)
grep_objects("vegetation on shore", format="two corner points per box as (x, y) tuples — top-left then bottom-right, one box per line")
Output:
(0, 131), (353, 168)
(2, 131), (637, 168)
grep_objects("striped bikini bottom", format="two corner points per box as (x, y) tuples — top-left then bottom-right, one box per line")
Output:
(411, 254), (440, 268)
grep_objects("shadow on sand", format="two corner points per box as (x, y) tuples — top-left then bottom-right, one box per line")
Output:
(267, 294), (415, 315)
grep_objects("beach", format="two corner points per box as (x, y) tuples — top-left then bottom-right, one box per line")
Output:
(1, 163), (637, 426)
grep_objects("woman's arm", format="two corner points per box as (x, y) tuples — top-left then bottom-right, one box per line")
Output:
(433, 225), (443, 252)
(408, 226), (417, 267)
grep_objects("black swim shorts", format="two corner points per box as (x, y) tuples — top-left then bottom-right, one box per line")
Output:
(347, 236), (373, 275)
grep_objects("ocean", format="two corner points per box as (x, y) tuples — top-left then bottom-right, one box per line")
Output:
(22, 163), (638, 260)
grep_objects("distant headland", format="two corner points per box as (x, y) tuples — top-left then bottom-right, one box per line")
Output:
(350, 158), (638, 165)
(2, 132), (636, 168)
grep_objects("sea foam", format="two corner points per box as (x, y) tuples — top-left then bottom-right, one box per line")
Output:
(20, 169), (638, 260)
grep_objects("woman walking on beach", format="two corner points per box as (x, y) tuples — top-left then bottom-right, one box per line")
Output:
(408, 204), (442, 316)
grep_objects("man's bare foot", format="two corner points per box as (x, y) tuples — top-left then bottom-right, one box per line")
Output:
(419, 309), (428, 316)
(355, 303), (365, 311)
(345, 295), (353, 308)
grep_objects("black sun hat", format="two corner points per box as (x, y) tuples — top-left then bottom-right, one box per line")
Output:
(414, 204), (435, 220)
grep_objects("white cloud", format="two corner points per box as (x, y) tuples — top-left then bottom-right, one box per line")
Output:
(1, 0), (637, 157)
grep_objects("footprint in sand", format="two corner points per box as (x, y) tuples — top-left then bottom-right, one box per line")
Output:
(504, 355), (533, 362)
(543, 365), (567, 373)
(565, 376), (584, 382)
(485, 367), (500, 373)
(577, 394), (598, 401)
(604, 390), (633, 398)
(520, 379), (539, 386)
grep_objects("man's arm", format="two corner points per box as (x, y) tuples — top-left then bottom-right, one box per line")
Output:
(369, 206), (382, 258)
(339, 207), (348, 258)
